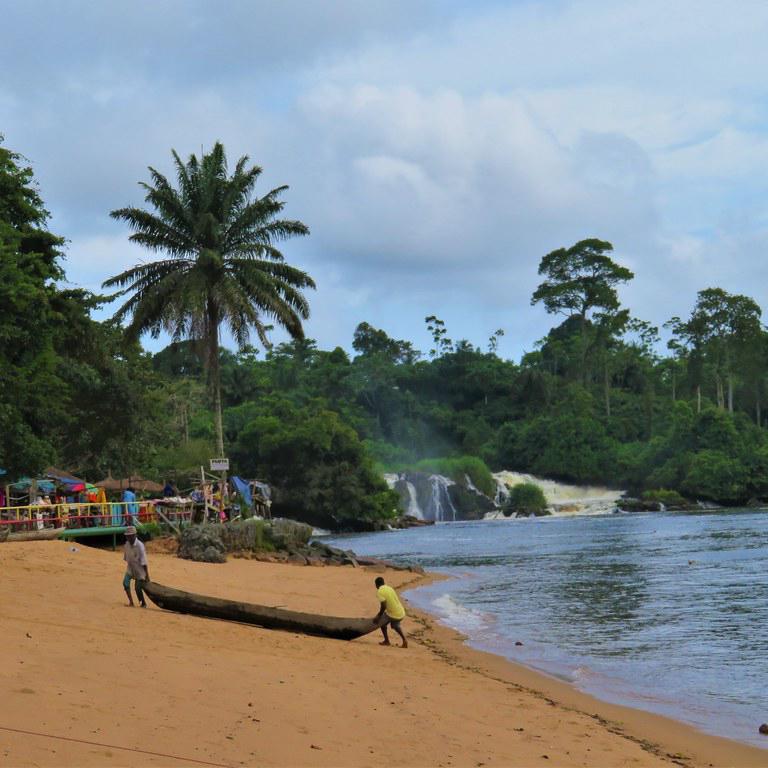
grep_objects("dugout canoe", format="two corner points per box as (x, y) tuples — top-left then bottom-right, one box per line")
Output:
(143, 581), (379, 641)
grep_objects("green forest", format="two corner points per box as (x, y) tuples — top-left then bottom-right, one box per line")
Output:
(3, 137), (768, 529)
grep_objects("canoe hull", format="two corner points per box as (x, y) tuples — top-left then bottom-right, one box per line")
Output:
(143, 581), (378, 641)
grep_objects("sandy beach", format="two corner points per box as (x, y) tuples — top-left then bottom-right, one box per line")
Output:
(1, 541), (766, 767)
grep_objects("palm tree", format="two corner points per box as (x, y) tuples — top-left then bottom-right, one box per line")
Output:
(104, 142), (314, 456)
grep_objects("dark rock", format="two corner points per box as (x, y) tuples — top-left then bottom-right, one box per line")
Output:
(515, 641), (523, 646)
(390, 516), (435, 529)
(447, 483), (496, 520)
(178, 525), (228, 563)
(760, 723), (768, 735)
(617, 498), (660, 512)
(203, 546), (226, 563)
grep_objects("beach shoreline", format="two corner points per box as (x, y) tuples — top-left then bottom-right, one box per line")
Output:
(402, 574), (768, 767)
(1, 540), (766, 767)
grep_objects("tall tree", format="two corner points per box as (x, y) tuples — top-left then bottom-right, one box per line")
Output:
(531, 238), (634, 320)
(532, 238), (634, 386)
(668, 288), (763, 414)
(0, 138), (69, 474)
(105, 143), (315, 456)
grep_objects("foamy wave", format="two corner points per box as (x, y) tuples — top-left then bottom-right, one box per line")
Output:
(432, 594), (486, 631)
(572, 665), (592, 682)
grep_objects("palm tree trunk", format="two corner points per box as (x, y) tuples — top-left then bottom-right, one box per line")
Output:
(207, 301), (224, 457)
(207, 301), (227, 521)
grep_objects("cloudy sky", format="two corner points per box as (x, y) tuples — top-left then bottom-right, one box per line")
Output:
(3, 0), (768, 358)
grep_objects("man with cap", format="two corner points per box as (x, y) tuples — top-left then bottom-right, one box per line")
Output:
(123, 526), (150, 608)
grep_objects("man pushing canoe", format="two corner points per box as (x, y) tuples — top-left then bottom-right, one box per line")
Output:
(373, 576), (408, 648)
(123, 525), (150, 608)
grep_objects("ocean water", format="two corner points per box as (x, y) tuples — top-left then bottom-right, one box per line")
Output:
(324, 511), (768, 748)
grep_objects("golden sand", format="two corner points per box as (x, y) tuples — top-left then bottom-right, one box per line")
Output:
(1, 540), (766, 767)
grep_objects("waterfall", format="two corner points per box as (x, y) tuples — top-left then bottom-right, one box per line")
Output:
(383, 473), (425, 520)
(387, 468), (623, 522)
(429, 475), (457, 522)
(494, 478), (510, 506)
(492, 470), (623, 517)
(405, 481), (423, 519)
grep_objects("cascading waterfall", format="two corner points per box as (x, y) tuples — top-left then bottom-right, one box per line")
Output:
(429, 475), (457, 522)
(385, 469), (623, 521)
(383, 473), (425, 520)
(405, 481), (422, 519)
(494, 478), (511, 506)
(492, 470), (623, 517)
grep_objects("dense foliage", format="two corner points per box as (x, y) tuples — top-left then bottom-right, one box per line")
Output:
(4, 137), (768, 529)
(0, 139), (166, 479)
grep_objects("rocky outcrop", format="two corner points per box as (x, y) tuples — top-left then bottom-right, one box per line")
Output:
(447, 483), (496, 520)
(178, 518), (312, 563)
(176, 519), (423, 571)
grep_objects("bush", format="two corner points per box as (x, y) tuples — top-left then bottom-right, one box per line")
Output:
(230, 400), (399, 530)
(137, 521), (161, 540)
(506, 482), (548, 516)
(641, 489), (687, 507)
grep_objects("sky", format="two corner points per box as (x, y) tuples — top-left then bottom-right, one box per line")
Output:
(3, 0), (768, 360)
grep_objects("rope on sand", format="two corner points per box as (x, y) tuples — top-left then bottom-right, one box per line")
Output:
(0, 724), (232, 767)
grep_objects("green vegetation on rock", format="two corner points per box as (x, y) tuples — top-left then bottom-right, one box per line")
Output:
(506, 483), (548, 517)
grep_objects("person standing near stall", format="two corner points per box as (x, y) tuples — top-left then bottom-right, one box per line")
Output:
(122, 486), (138, 526)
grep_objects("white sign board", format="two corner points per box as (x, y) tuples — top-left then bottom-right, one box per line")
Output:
(210, 458), (230, 471)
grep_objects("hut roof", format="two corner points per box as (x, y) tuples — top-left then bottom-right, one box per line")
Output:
(94, 475), (164, 493)
(44, 466), (87, 485)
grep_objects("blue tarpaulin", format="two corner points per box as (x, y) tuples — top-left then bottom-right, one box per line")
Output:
(231, 476), (252, 508)
(10, 477), (55, 493)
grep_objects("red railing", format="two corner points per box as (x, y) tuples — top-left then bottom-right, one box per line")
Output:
(0, 501), (193, 532)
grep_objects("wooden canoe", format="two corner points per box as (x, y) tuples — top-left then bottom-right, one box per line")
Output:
(143, 581), (379, 641)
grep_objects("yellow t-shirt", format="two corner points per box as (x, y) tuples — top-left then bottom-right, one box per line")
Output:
(377, 584), (406, 620)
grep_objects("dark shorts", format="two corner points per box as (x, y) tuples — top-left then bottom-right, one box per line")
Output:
(380, 615), (403, 628)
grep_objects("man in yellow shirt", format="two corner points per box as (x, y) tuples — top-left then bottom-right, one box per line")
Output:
(373, 576), (408, 648)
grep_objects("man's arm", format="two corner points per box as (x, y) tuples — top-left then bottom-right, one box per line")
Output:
(373, 600), (386, 623)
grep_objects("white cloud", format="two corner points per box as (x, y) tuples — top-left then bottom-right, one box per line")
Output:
(4, 0), (768, 358)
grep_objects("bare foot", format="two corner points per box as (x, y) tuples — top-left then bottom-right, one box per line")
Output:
(125, 603), (134, 608)
(400, 641), (408, 648)
(379, 640), (391, 646)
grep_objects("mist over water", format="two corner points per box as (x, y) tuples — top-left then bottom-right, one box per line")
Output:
(325, 511), (768, 748)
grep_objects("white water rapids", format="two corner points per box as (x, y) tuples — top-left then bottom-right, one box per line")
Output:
(385, 470), (623, 521)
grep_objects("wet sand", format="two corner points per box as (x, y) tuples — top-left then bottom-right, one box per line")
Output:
(1, 540), (766, 767)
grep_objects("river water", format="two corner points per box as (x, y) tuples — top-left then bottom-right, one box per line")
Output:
(324, 510), (768, 748)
